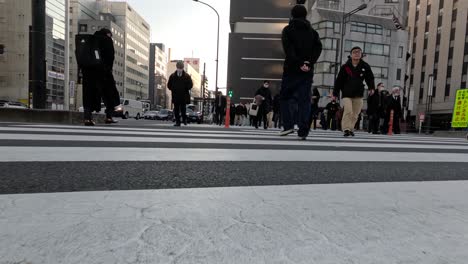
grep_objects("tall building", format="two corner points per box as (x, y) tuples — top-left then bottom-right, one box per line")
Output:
(149, 43), (168, 108)
(407, 0), (468, 130)
(227, 0), (292, 101)
(310, 0), (409, 108)
(0, 0), (68, 109)
(106, 1), (151, 100)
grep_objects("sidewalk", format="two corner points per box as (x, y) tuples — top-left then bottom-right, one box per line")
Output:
(1, 181), (468, 264)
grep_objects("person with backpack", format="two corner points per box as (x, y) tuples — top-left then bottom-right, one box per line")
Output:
(333, 46), (376, 137)
(77, 28), (120, 126)
(279, 5), (322, 139)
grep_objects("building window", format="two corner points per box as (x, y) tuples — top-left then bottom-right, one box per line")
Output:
(452, 9), (457, 22)
(384, 0), (399, 2)
(445, 84), (450, 97)
(79, 24), (87, 32)
(422, 55), (426, 65)
(438, 15), (443, 27)
(321, 38), (338, 50)
(447, 66), (452, 78)
(439, 0), (444, 9)
(416, 10), (419, 21)
(396, 69), (402, 81)
(424, 39), (428, 49)
(448, 47), (454, 59)
(398, 46), (404, 58)
(426, 5), (431, 16)
(373, 67), (389, 79)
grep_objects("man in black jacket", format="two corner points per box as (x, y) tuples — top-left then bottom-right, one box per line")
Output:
(325, 99), (340, 131)
(213, 91), (227, 126)
(81, 28), (120, 126)
(367, 82), (384, 134)
(167, 61), (193, 126)
(387, 86), (403, 134)
(334, 46), (375, 137)
(254, 81), (273, 129)
(279, 5), (322, 139)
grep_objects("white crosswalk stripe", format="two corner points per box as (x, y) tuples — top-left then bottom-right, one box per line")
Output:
(0, 123), (467, 162)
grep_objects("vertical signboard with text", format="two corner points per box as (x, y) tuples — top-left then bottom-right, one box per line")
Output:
(451, 89), (468, 128)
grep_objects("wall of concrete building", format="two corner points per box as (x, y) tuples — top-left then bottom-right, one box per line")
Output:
(407, 0), (468, 130)
(0, 0), (31, 105)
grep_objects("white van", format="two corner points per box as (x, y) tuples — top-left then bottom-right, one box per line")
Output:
(115, 98), (144, 119)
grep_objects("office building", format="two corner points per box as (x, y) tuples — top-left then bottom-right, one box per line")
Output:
(0, 0), (68, 109)
(106, 1), (151, 100)
(407, 0), (468, 129)
(149, 43), (168, 108)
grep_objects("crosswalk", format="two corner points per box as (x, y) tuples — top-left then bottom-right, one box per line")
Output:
(0, 123), (467, 162)
(2, 123), (468, 264)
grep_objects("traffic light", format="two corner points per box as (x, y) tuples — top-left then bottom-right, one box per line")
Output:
(228, 89), (233, 98)
(0, 44), (4, 55)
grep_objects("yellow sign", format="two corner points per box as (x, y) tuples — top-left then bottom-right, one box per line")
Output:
(452, 89), (468, 128)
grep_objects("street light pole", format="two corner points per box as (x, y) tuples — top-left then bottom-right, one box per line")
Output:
(193, 0), (220, 95)
(334, 4), (367, 80)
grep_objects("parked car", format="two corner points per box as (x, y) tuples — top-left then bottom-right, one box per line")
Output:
(143, 111), (159, 120)
(115, 98), (144, 120)
(155, 109), (174, 121)
(0, 101), (28, 109)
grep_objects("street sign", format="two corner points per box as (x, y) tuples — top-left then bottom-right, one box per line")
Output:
(451, 89), (468, 128)
(419, 113), (425, 122)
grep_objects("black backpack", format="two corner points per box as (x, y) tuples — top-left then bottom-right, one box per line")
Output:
(75, 34), (103, 68)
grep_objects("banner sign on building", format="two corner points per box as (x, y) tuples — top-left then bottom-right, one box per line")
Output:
(451, 89), (468, 128)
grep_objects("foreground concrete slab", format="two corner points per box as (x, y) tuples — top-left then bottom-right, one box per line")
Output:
(1, 181), (468, 264)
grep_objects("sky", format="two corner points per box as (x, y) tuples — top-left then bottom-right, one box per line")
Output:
(122, 0), (231, 91)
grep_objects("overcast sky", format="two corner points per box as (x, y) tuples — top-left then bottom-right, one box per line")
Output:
(122, 0), (231, 91)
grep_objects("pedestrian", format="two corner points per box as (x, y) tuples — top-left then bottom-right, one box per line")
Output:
(367, 83), (383, 134)
(80, 28), (121, 126)
(325, 98), (340, 131)
(379, 85), (390, 134)
(235, 103), (245, 126)
(387, 86), (403, 134)
(230, 103), (236, 126)
(310, 87), (321, 130)
(333, 46), (376, 137)
(214, 91), (227, 126)
(272, 94), (281, 128)
(167, 61), (193, 127)
(254, 80), (273, 129)
(279, 4), (322, 139)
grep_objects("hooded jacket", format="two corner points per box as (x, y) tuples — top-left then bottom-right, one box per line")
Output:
(334, 58), (375, 98)
(282, 18), (322, 76)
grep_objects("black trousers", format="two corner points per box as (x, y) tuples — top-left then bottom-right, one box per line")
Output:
(82, 68), (120, 120)
(368, 113), (380, 133)
(215, 109), (224, 125)
(174, 103), (187, 124)
(254, 106), (268, 128)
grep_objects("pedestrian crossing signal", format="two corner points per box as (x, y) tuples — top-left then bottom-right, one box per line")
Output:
(228, 90), (233, 98)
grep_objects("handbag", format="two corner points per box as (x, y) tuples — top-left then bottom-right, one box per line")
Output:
(249, 100), (259, 117)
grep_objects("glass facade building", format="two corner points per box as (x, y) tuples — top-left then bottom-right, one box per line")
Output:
(45, 0), (66, 109)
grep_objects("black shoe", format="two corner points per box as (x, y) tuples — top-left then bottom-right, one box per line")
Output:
(264, 127), (268, 130)
(183, 120), (188, 126)
(350, 131), (355, 137)
(174, 123), (181, 127)
(344, 130), (351, 137)
(105, 118), (118, 124)
(298, 136), (307, 141)
(84, 120), (95, 126)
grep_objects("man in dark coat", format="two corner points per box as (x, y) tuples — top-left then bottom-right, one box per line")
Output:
(81, 28), (120, 126)
(333, 46), (376, 137)
(254, 80), (273, 129)
(367, 82), (384, 134)
(167, 61), (193, 126)
(279, 5), (322, 139)
(309, 87), (321, 130)
(213, 91), (227, 126)
(387, 86), (403, 134)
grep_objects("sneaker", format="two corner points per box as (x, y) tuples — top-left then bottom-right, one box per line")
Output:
(174, 123), (181, 127)
(298, 136), (307, 141)
(279, 129), (294, 136)
(84, 120), (95, 126)
(350, 131), (355, 137)
(343, 130), (351, 137)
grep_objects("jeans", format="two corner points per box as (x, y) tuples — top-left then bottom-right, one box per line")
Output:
(280, 73), (312, 137)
